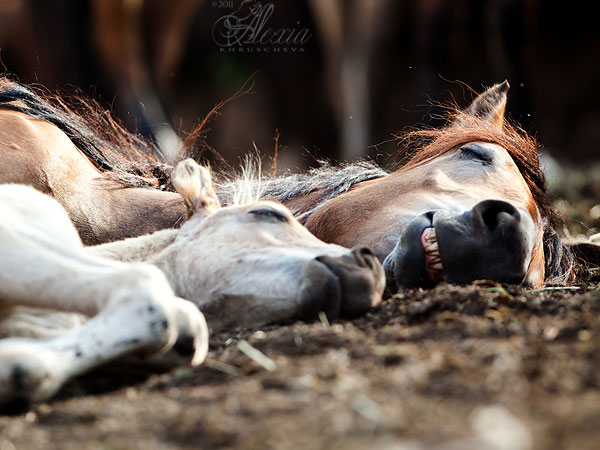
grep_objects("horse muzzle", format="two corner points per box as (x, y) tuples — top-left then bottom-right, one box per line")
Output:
(384, 200), (535, 288)
(298, 247), (385, 321)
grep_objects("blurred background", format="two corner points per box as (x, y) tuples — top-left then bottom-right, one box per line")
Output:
(1, 0), (600, 231)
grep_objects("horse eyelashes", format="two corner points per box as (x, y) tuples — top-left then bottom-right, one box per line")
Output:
(458, 144), (494, 165)
(249, 208), (289, 222)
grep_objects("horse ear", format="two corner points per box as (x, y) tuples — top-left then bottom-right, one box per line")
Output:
(171, 159), (221, 218)
(462, 80), (509, 128)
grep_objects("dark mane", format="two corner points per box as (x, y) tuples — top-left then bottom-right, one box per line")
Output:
(237, 161), (387, 219)
(263, 161), (387, 203)
(0, 77), (173, 189)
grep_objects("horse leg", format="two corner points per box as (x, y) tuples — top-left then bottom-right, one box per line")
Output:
(0, 192), (207, 408)
(0, 257), (208, 408)
(0, 307), (87, 340)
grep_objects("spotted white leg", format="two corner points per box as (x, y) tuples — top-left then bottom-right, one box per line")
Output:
(0, 185), (208, 407)
(0, 299), (208, 369)
(0, 261), (208, 407)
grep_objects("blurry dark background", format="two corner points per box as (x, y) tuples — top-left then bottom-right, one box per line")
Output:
(1, 0), (599, 172)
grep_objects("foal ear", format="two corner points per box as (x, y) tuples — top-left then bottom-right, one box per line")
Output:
(463, 80), (509, 129)
(171, 159), (221, 218)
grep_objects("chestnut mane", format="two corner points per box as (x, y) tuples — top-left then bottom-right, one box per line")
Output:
(399, 112), (573, 283)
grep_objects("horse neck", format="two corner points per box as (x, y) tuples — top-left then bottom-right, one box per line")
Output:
(280, 177), (382, 225)
(86, 228), (180, 263)
(86, 219), (192, 300)
(81, 181), (186, 244)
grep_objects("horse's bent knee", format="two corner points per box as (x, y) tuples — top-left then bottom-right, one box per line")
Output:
(107, 265), (180, 354)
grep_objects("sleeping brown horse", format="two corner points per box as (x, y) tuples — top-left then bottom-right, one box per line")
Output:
(264, 81), (559, 289)
(0, 77), (596, 289)
(246, 81), (598, 289)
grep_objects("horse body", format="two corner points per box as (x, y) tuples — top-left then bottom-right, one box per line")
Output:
(0, 108), (185, 244)
(0, 158), (384, 408)
(0, 182), (208, 406)
(1, 75), (597, 409)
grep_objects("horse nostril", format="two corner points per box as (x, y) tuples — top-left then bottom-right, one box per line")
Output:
(354, 247), (374, 257)
(351, 246), (377, 269)
(312, 249), (384, 318)
(473, 200), (520, 232)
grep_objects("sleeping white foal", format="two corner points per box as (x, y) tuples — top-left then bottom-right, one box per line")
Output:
(0, 159), (385, 409)
(0, 182), (208, 409)
(90, 159), (385, 331)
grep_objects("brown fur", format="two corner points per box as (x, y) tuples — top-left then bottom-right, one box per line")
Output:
(0, 109), (185, 244)
(403, 112), (554, 226)
(298, 110), (571, 285)
(0, 78), (582, 284)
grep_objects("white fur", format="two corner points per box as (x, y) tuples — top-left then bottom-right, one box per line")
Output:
(228, 155), (265, 206)
(0, 184), (208, 406)
(89, 159), (355, 332)
(0, 159), (383, 406)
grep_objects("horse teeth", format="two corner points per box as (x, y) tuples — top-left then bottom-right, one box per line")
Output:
(425, 241), (439, 253)
(429, 256), (441, 264)
(430, 262), (443, 271)
(425, 249), (440, 258)
(425, 230), (438, 243)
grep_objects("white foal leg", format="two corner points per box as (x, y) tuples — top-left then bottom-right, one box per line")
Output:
(0, 302), (208, 368)
(0, 307), (86, 339)
(148, 297), (209, 368)
(0, 263), (208, 407)
(0, 186), (208, 407)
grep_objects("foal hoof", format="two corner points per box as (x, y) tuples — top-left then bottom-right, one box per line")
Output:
(148, 298), (209, 368)
(0, 340), (64, 412)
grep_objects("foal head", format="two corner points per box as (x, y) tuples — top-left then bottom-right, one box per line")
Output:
(307, 82), (570, 289)
(161, 160), (385, 332)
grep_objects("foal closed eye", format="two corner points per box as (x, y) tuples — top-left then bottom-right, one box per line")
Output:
(458, 144), (494, 165)
(249, 208), (289, 222)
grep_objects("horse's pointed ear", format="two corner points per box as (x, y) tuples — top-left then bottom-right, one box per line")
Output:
(463, 80), (509, 128)
(172, 159), (221, 218)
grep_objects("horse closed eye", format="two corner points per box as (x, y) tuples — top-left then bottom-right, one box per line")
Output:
(458, 143), (494, 165)
(249, 208), (289, 222)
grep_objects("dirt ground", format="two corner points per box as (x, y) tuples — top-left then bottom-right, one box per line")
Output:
(2, 166), (600, 450)
(2, 282), (600, 450)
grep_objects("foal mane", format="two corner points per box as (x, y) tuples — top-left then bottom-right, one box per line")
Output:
(219, 156), (267, 206)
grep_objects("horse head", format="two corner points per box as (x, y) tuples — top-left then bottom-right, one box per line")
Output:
(157, 159), (386, 332)
(304, 82), (580, 289)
